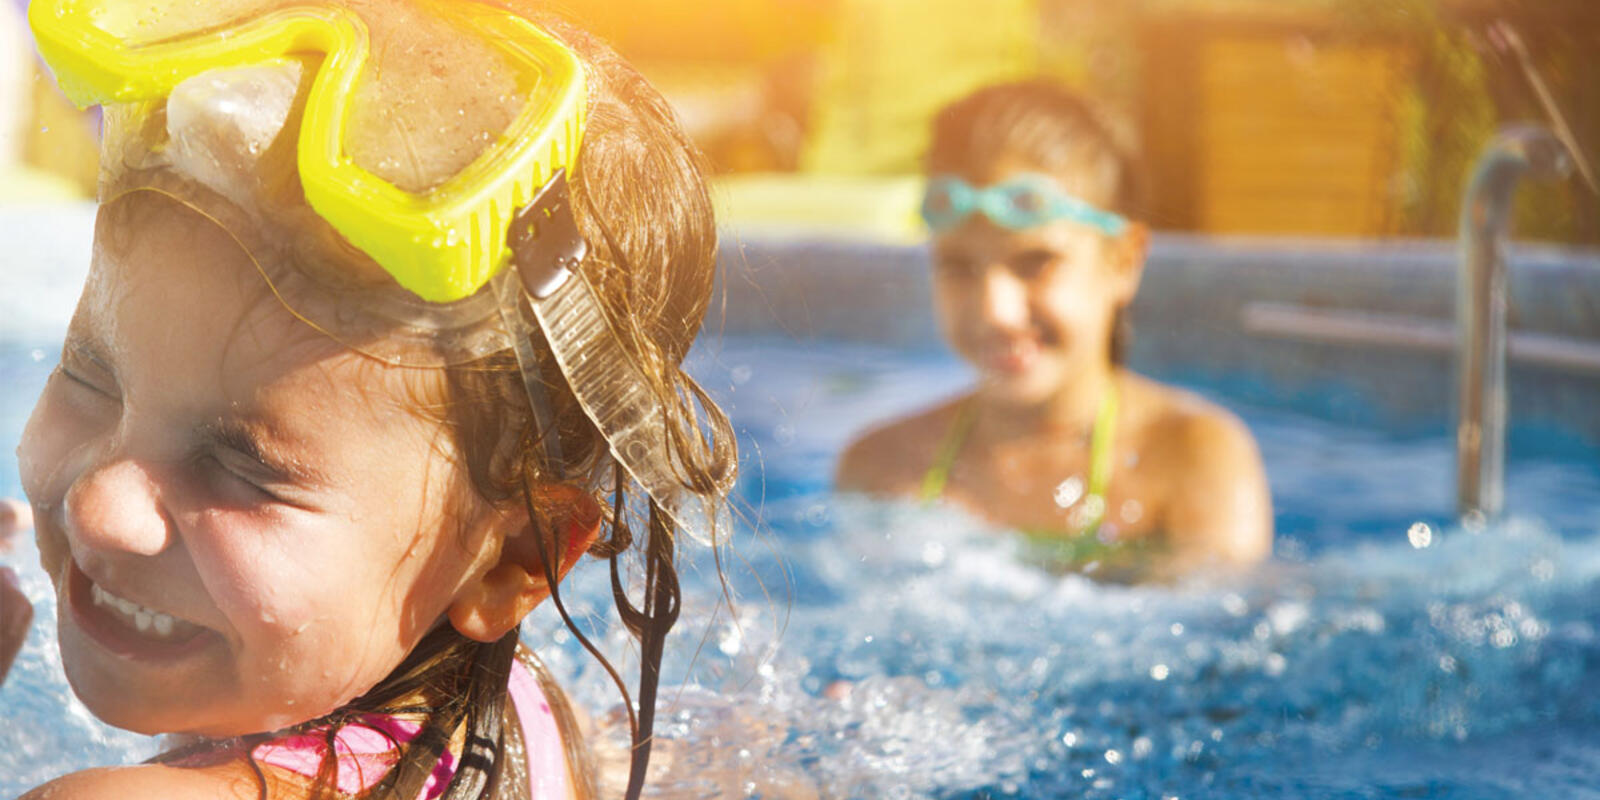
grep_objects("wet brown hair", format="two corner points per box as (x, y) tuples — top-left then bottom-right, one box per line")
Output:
(148, 3), (735, 799)
(926, 79), (1144, 365)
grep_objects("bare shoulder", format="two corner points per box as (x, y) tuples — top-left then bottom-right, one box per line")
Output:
(836, 396), (966, 496)
(1124, 374), (1256, 465)
(1122, 373), (1272, 566)
(20, 760), (282, 800)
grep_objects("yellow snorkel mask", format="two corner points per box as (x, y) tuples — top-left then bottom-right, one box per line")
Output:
(33, 0), (583, 303)
(29, 0), (730, 546)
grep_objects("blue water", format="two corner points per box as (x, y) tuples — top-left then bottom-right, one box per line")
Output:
(4, 333), (1600, 799)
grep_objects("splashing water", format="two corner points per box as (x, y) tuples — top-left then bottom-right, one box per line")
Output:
(4, 336), (1600, 799)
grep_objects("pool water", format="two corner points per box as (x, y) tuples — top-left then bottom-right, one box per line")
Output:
(4, 334), (1600, 799)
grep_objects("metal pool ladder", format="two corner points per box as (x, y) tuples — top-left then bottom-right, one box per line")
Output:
(1455, 125), (1572, 520)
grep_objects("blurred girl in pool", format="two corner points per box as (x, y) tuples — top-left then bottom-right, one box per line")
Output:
(11, 1), (734, 798)
(838, 81), (1271, 579)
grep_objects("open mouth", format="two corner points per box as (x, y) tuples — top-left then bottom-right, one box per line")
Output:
(67, 560), (214, 659)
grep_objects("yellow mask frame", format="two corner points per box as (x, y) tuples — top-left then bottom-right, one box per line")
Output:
(30, 0), (586, 304)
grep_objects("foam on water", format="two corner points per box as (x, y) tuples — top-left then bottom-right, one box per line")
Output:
(514, 496), (1600, 799)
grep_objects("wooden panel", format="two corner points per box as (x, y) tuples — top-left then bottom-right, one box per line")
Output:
(1192, 34), (1409, 236)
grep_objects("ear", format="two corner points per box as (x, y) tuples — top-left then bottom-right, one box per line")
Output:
(447, 484), (603, 643)
(1108, 221), (1149, 305)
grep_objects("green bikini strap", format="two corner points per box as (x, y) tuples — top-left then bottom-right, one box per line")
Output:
(919, 381), (1119, 510)
(919, 398), (978, 504)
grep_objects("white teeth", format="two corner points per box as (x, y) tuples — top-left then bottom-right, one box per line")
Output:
(89, 580), (195, 641)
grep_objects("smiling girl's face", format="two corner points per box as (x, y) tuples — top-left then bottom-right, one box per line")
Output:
(17, 192), (504, 737)
(929, 156), (1141, 406)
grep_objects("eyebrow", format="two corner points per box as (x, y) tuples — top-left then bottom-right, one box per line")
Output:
(198, 419), (330, 488)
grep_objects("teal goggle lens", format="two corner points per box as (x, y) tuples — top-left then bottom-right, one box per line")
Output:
(920, 174), (1128, 236)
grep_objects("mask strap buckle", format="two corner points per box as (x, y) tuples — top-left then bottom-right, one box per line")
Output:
(510, 169), (589, 300)
(500, 169), (589, 476)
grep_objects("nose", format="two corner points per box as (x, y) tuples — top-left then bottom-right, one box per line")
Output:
(63, 457), (175, 559)
(976, 265), (1030, 331)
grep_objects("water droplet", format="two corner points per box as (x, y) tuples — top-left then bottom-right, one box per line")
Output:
(1052, 476), (1084, 508)
(1104, 748), (1122, 765)
(1265, 652), (1287, 675)
(1407, 522), (1434, 549)
(1120, 498), (1144, 523)
(1150, 663), (1170, 681)
(773, 423), (796, 445)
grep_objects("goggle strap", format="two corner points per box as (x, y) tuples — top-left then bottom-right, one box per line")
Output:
(505, 172), (721, 546)
(495, 274), (567, 474)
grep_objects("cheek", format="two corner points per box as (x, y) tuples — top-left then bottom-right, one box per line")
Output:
(183, 510), (384, 637)
(18, 386), (93, 503)
(1037, 270), (1115, 335)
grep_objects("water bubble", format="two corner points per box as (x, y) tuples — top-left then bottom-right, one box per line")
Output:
(1438, 654), (1457, 673)
(1149, 664), (1170, 681)
(1221, 593), (1249, 616)
(1170, 622), (1185, 636)
(1531, 558), (1556, 581)
(718, 623), (743, 656)
(1268, 602), (1309, 635)
(730, 365), (753, 385)
(1080, 495), (1106, 521)
(1264, 653), (1287, 676)
(921, 541), (947, 567)
(1132, 736), (1153, 759)
(1052, 476), (1085, 509)
(1061, 731), (1078, 747)
(29, 349), (45, 362)
(1407, 522), (1434, 549)
(1120, 499), (1144, 523)
(1461, 509), (1488, 533)
(773, 423), (796, 445)
(1103, 748), (1122, 765)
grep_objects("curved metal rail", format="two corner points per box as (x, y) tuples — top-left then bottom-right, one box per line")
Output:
(1455, 125), (1572, 520)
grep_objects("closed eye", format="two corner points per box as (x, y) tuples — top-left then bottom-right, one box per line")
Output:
(201, 450), (285, 504)
(56, 345), (122, 402)
(1007, 248), (1059, 280)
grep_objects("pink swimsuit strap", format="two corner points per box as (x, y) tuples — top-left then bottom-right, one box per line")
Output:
(249, 659), (573, 799)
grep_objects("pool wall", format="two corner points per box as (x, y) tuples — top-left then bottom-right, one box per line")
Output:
(716, 231), (1600, 446)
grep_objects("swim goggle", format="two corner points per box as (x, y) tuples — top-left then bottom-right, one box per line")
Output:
(920, 173), (1128, 236)
(30, 0), (731, 543)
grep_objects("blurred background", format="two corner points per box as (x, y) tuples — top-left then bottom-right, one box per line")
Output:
(5, 0), (1599, 243)
(574, 0), (1598, 243)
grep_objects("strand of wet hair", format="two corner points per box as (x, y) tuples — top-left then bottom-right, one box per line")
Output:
(524, 462), (642, 760)
(609, 497), (681, 800)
